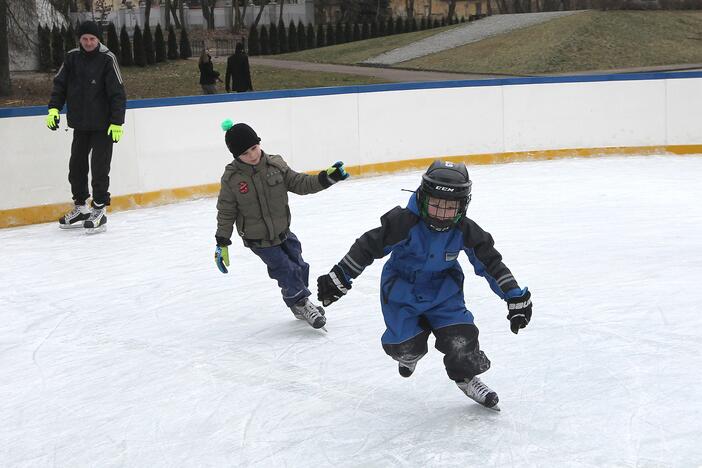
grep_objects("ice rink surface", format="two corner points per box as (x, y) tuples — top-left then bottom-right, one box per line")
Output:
(2, 156), (701, 467)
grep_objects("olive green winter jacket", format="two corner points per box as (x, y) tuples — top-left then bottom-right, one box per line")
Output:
(215, 152), (332, 248)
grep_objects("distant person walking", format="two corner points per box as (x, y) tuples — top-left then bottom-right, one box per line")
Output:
(225, 42), (253, 93)
(198, 48), (221, 94)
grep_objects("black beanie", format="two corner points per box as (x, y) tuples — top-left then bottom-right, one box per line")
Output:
(77, 21), (101, 39)
(225, 123), (261, 157)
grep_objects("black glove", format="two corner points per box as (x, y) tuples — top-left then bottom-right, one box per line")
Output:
(317, 264), (352, 307)
(507, 289), (532, 334)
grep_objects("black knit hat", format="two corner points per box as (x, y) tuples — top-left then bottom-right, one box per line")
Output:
(225, 123), (261, 157)
(77, 21), (101, 39)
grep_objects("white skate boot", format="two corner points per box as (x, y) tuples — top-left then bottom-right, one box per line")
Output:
(290, 298), (326, 329)
(456, 376), (500, 411)
(84, 204), (107, 234)
(58, 204), (91, 229)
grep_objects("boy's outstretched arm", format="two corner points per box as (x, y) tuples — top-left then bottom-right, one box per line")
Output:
(317, 206), (419, 306)
(214, 175), (238, 274)
(460, 218), (533, 333)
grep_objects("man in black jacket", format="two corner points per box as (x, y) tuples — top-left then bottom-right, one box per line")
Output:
(47, 20), (126, 233)
(224, 43), (253, 93)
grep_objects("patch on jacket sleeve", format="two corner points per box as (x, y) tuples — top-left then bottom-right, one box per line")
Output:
(238, 181), (249, 194)
(445, 251), (459, 261)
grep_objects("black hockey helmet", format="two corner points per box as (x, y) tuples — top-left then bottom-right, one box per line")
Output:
(417, 160), (472, 231)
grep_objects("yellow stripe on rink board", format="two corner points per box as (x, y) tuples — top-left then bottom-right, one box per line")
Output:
(2, 145), (701, 229)
(0, 184), (222, 229)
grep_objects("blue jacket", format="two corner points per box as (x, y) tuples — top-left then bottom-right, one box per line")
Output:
(337, 193), (524, 303)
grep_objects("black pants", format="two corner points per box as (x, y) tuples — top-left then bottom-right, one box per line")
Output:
(69, 129), (114, 206)
(382, 323), (491, 382)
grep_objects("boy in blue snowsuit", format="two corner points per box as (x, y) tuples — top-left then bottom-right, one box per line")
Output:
(317, 160), (532, 409)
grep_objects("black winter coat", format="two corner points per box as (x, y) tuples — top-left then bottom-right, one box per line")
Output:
(199, 57), (220, 85)
(48, 44), (126, 131)
(225, 52), (253, 93)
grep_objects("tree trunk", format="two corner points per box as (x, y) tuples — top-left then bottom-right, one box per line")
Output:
(165, 0), (181, 28)
(233, 0), (249, 32)
(447, 0), (457, 21)
(145, 0), (152, 27)
(252, 0), (269, 30)
(178, 0), (185, 26)
(202, 1), (215, 30)
(405, 0), (414, 18)
(241, 2), (248, 28)
(0, 0), (10, 96)
(233, 0), (241, 32)
(279, 0), (284, 24)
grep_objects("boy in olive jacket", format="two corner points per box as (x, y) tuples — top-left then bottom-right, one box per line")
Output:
(214, 121), (349, 329)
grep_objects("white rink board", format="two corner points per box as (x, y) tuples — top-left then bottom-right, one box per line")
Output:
(1, 74), (701, 211)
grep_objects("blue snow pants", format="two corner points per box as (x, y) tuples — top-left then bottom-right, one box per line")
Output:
(380, 266), (491, 381)
(250, 232), (310, 307)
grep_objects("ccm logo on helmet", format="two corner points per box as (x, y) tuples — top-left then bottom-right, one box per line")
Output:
(434, 185), (455, 192)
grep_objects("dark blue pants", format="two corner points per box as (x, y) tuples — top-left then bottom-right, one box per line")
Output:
(251, 232), (310, 307)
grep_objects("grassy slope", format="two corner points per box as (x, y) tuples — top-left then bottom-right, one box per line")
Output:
(400, 11), (702, 74)
(0, 60), (389, 108)
(277, 24), (463, 65)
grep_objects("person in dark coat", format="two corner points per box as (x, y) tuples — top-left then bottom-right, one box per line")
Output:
(46, 20), (126, 233)
(198, 49), (221, 94)
(225, 42), (253, 93)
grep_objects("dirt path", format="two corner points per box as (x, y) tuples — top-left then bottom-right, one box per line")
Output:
(248, 57), (510, 82)
(249, 57), (702, 83)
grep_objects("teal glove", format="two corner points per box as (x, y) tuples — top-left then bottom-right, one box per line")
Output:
(325, 161), (350, 183)
(215, 245), (230, 274)
(46, 108), (60, 130)
(107, 124), (123, 143)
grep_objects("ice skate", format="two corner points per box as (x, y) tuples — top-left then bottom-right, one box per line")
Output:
(291, 303), (325, 321)
(456, 376), (500, 411)
(290, 298), (326, 329)
(58, 204), (91, 229)
(398, 360), (417, 378)
(84, 204), (107, 234)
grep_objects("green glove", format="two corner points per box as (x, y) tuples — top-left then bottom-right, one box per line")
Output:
(46, 108), (60, 130)
(325, 161), (350, 183)
(215, 245), (230, 274)
(107, 124), (123, 143)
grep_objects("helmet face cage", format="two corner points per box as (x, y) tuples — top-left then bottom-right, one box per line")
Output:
(417, 161), (472, 231)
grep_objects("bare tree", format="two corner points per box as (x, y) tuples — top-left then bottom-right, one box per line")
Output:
(92, 0), (113, 23)
(251, 0), (270, 31)
(0, 0), (10, 96)
(202, 0), (216, 30)
(232, 0), (250, 33)
(405, 0), (415, 18)
(164, 0), (181, 28)
(144, 0), (152, 27)
(446, 0), (457, 22)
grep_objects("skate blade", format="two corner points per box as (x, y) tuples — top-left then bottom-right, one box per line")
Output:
(59, 223), (85, 230)
(320, 326), (328, 333)
(85, 225), (107, 235)
(486, 404), (500, 412)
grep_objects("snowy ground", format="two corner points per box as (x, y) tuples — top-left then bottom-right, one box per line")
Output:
(1, 156), (701, 467)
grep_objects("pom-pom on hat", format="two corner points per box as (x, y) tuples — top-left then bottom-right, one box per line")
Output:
(222, 120), (261, 157)
(77, 20), (101, 39)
